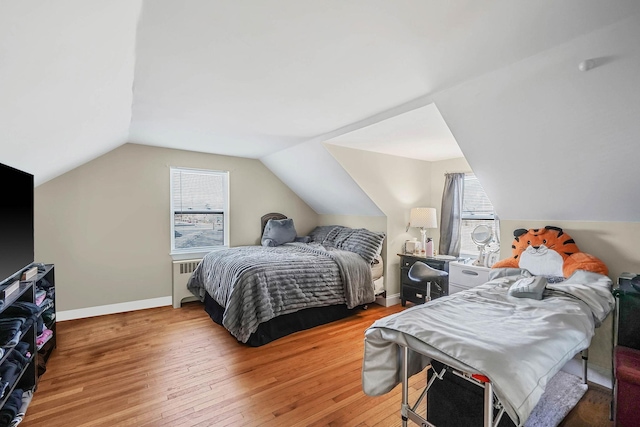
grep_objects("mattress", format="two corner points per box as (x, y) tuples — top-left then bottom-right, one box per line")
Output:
(371, 254), (383, 281)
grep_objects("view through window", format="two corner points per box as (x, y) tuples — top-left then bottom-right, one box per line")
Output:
(460, 174), (495, 256)
(171, 168), (228, 253)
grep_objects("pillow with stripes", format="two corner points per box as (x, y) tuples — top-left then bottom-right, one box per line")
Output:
(335, 228), (385, 264)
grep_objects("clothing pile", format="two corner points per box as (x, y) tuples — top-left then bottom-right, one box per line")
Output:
(0, 302), (38, 426)
(35, 277), (55, 351)
(0, 389), (33, 427)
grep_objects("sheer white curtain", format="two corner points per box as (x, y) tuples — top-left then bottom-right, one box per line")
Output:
(439, 173), (465, 256)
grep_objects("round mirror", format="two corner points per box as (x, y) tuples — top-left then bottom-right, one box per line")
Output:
(471, 225), (493, 245)
(471, 225), (494, 267)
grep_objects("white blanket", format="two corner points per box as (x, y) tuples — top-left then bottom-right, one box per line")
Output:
(361, 269), (614, 426)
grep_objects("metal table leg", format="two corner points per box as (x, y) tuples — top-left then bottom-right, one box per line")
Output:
(401, 345), (409, 427)
(483, 380), (494, 427)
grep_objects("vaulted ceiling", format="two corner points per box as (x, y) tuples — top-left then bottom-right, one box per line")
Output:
(2, 1), (640, 220)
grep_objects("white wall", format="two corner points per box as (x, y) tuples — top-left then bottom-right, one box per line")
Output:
(0, 1), (141, 185)
(262, 140), (383, 216)
(317, 215), (386, 233)
(434, 14), (640, 222)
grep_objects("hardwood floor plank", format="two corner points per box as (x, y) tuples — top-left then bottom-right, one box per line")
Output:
(21, 302), (613, 426)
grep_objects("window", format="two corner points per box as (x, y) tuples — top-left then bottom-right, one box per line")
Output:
(459, 174), (496, 256)
(170, 167), (229, 254)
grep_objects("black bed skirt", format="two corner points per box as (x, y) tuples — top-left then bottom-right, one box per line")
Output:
(203, 293), (358, 347)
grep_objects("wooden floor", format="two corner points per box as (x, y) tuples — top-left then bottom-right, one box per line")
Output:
(21, 302), (613, 427)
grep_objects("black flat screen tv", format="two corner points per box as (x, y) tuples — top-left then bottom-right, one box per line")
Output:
(0, 162), (34, 285)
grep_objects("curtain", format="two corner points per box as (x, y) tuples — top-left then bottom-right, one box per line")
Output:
(439, 173), (464, 256)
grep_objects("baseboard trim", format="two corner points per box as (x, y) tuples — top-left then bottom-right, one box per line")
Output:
(561, 356), (612, 389)
(57, 296), (172, 321)
(375, 292), (401, 307)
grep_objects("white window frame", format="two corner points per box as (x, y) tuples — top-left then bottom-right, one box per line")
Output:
(459, 173), (496, 258)
(170, 167), (229, 259)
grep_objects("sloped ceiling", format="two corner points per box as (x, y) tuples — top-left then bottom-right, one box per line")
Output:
(434, 14), (640, 222)
(0, 1), (141, 185)
(326, 104), (462, 162)
(129, 0), (640, 158)
(2, 1), (640, 221)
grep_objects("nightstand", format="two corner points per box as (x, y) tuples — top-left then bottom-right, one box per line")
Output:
(398, 253), (451, 306)
(449, 261), (491, 294)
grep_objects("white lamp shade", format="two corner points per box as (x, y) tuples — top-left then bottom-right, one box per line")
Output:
(410, 207), (437, 229)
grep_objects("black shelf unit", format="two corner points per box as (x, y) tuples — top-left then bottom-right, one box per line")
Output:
(35, 264), (56, 372)
(0, 279), (37, 409)
(0, 263), (56, 421)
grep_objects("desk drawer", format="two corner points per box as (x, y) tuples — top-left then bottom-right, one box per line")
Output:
(449, 262), (490, 288)
(402, 284), (428, 305)
(402, 283), (445, 304)
(401, 257), (445, 271)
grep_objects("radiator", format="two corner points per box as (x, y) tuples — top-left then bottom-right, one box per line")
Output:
(172, 259), (201, 308)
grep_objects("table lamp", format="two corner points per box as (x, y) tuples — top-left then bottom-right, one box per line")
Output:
(409, 207), (437, 257)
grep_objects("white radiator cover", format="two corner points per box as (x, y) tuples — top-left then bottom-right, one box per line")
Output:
(172, 259), (201, 308)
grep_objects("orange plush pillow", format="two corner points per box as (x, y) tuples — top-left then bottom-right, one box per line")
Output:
(492, 226), (608, 278)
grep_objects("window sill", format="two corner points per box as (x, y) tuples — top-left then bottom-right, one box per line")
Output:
(170, 247), (228, 261)
(458, 252), (479, 260)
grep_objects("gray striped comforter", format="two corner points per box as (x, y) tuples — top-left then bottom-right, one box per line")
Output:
(187, 242), (374, 343)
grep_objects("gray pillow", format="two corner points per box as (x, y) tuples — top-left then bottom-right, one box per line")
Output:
(335, 228), (386, 264)
(508, 276), (547, 300)
(308, 225), (345, 245)
(261, 218), (297, 247)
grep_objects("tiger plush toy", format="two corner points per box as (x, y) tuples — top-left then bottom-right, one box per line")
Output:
(492, 226), (608, 278)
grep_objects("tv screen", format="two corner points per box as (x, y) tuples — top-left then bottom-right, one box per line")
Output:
(0, 162), (34, 285)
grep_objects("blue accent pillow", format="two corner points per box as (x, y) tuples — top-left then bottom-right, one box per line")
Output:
(261, 218), (297, 247)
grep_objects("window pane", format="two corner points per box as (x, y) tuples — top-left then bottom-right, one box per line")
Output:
(171, 168), (228, 252)
(174, 213), (224, 249)
(459, 175), (496, 256)
(462, 175), (494, 219)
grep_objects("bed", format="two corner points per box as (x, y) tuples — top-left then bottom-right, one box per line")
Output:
(187, 214), (385, 346)
(362, 268), (615, 426)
